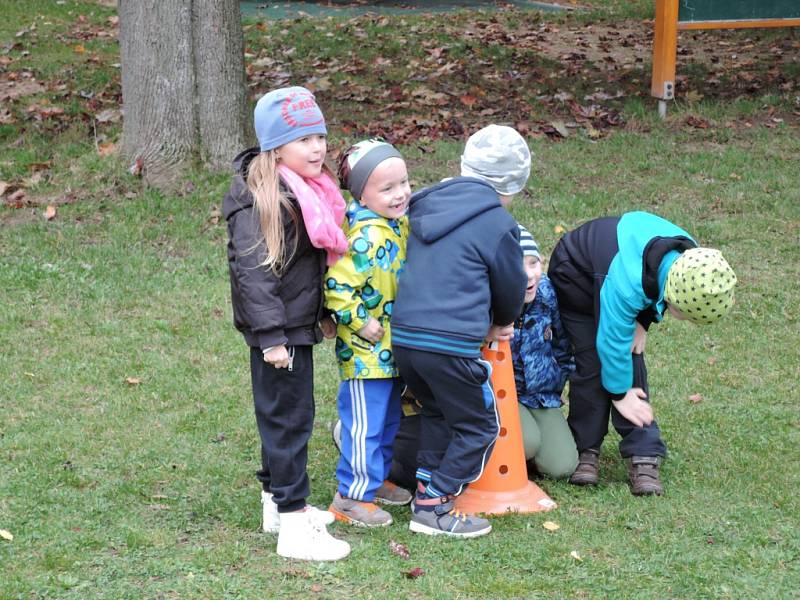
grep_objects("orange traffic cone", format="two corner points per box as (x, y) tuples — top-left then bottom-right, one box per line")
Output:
(454, 340), (557, 515)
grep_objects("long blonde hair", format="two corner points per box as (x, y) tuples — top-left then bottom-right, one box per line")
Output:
(246, 151), (338, 275)
(247, 151), (298, 275)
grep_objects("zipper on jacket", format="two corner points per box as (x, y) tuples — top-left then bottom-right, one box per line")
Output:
(287, 346), (295, 372)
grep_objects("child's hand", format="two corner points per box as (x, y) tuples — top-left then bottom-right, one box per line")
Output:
(357, 318), (385, 343)
(486, 323), (514, 343)
(612, 388), (654, 427)
(631, 322), (647, 354)
(319, 316), (337, 339)
(263, 345), (290, 369)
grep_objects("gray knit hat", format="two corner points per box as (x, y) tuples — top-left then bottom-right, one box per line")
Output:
(517, 224), (540, 260)
(460, 124), (532, 195)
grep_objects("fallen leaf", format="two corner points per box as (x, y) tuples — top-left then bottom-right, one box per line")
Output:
(95, 108), (122, 124)
(689, 393), (703, 404)
(685, 90), (704, 103)
(129, 156), (144, 177)
(459, 93), (477, 107)
(0, 181), (8, 197)
(554, 224), (566, 234)
(5, 188), (27, 208)
(729, 172), (742, 181)
(550, 120), (570, 138)
(570, 550), (582, 561)
(403, 567), (425, 579)
(707, 356), (717, 366)
(0, 529), (12, 541)
(208, 206), (222, 225)
(74, 44), (86, 54)
(44, 205), (56, 221)
(542, 521), (560, 531)
(389, 540), (410, 559)
(125, 377), (141, 386)
(685, 115), (710, 129)
(310, 583), (323, 593)
(98, 141), (117, 157)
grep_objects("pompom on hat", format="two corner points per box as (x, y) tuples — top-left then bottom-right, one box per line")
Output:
(460, 124), (532, 195)
(664, 248), (737, 324)
(517, 224), (541, 261)
(254, 86), (327, 151)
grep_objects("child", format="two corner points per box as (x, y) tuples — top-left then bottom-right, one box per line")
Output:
(223, 86), (350, 561)
(513, 225), (578, 479)
(324, 139), (414, 527)
(547, 212), (737, 495)
(391, 124), (529, 537)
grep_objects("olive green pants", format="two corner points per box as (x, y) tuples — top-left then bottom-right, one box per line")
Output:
(518, 405), (578, 480)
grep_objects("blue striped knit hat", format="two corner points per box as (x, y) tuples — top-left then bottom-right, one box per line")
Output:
(518, 224), (540, 260)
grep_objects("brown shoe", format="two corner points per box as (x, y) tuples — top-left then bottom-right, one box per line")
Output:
(569, 449), (600, 486)
(625, 456), (664, 496)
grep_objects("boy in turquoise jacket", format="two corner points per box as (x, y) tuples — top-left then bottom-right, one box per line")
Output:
(548, 212), (736, 495)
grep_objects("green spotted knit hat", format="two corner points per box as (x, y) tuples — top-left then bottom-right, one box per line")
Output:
(664, 248), (737, 324)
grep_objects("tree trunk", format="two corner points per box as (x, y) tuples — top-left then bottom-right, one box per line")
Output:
(119, 0), (247, 188)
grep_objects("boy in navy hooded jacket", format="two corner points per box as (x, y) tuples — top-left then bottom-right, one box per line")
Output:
(392, 125), (529, 538)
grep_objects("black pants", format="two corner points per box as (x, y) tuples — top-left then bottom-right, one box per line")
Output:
(559, 311), (667, 458)
(388, 414), (421, 490)
(394, 347), (498, 496)
(249, 345), (314, 513)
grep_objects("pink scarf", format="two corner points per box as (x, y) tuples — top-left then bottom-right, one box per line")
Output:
(278, 164), (348, 266)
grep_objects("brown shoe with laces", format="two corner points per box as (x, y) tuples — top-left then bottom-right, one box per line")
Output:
(625, 456), (664, 496)
(569, 449), (600, 486)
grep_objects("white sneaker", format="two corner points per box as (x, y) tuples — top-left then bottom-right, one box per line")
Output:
(276, 509), (351, 561)
(261, 491), (335, 533)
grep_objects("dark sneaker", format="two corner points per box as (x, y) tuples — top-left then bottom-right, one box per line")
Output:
(625, 456), (664, 496)
(374, 480), (412, 506)
(569, 449), (600, 486)
(409, 495), (491, 538)
(329, 492), (392, 527)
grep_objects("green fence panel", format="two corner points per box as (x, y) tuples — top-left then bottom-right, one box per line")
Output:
(678, 0), (800, 23)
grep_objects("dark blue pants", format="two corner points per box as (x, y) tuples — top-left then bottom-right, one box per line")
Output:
(558, 311), (667, 458)
(394, 347), (499, 496)
(249, 345), (314, 512)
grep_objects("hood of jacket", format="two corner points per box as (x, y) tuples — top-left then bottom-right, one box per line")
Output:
(223, 147), (260, 221)
(408, 176), (501, 243)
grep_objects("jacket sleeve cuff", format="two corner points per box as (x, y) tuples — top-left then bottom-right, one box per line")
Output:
(258, 331), (288, 351)
(608, 391), (626, 401)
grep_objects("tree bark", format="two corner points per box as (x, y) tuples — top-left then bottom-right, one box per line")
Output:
(119, 0), (247, 188)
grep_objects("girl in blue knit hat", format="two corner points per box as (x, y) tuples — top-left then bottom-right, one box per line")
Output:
(222, 86), (349, 561)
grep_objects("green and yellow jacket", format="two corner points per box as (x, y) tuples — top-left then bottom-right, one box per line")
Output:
(324, 200), (408, 380)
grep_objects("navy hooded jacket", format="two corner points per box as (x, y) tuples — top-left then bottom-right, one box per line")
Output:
(391, 177), (527, 358)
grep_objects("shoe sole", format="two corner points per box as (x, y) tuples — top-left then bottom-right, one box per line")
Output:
(277, 547), (351, 561)
(630, 487), (663, 496)
(568, 477), (598, 486)
(375, 496), (412, 506)
(328, 506), (392, 528)
(408, 520), (491, 538)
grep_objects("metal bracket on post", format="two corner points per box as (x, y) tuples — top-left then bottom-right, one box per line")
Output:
(651, 0), (679, 119)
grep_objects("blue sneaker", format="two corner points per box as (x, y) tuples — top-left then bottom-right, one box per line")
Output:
(409, 495), (491, 538)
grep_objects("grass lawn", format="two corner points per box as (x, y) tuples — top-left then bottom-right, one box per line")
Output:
(1, 1), (799, 598)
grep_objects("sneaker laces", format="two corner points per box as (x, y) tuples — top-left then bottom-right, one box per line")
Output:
(449, 509), (468, 523)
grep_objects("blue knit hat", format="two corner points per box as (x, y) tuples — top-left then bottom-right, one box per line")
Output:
(517, 224), (540, 260)
(254, 86), (327, 151)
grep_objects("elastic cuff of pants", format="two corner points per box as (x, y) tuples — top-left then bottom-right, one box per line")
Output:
(424, 483), (446, 498)
(276, 499), (306, 514)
